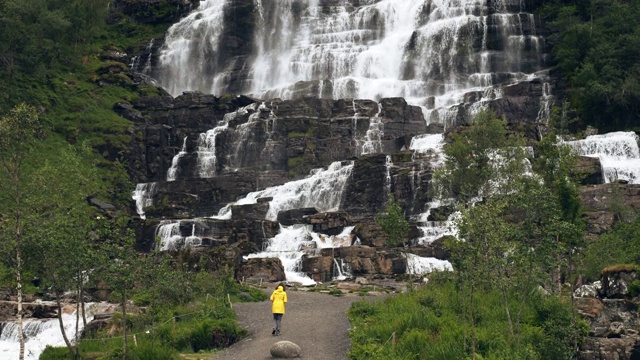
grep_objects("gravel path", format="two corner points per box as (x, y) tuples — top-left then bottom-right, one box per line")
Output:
(213, 290), (371, 360)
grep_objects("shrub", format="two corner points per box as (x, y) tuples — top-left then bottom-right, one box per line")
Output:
(39, 346), (73, 360)
(129, 340), (179, 360)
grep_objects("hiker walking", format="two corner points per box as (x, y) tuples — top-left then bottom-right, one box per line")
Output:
(270, 283), (287, 336)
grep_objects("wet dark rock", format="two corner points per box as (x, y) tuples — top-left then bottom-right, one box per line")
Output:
(277, 208), (319, 226)
(236, 258), (286, 283)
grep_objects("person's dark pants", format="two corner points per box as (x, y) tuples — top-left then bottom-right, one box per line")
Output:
(273, 313), (283, 335)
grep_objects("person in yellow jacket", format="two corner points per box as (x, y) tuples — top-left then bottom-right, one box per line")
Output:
(270, 284), (287, 336)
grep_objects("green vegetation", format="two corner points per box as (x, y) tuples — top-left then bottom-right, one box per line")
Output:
(351, 112), (593, 359)
(39, 268), (266, 360)
(580, 216), (640, 280)
(532, 0), (640, 131)
(431, 110), (529, 204)
(375, 196), (410, 247)
(348, 277), (580, 360)
(0, 0), (176, 208)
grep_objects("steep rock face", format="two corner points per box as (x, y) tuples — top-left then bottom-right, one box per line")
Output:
(119, 93), (256, 182)
(125, 94), (426, 186)
(301, 246), (409, 282)
(142, 0), (554, 126)
(576, 267), (640, 360)
(343, 150), (437, 217)
(580, 184), (640, 239)
(135, 217), (279, 253)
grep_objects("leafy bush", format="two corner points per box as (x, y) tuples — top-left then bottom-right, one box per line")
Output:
(39, 346), (73, 360)
(580, 215), (640, 281)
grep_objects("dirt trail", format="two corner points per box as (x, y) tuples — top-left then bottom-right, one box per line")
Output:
(213, 290), (370, 360)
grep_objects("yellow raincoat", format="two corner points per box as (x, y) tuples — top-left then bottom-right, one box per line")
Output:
(270, 285), (287, 314)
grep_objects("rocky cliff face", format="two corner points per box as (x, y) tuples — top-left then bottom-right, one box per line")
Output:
(121, 90), (640, 281)
(140, 0), (555, 126)
(122, 93), (448, 280)
(576, 267), (640, 360)
(117, 0), (637, 295)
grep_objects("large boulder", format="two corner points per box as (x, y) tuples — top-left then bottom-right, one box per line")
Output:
(270, 340), (302, 358)
(236, 258), (286, 283)
(600, 265), (639, 299)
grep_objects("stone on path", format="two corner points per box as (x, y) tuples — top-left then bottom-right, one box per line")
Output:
(270, 340), (302, 358)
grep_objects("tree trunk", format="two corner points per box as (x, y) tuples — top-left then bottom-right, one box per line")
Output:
(75, 293), (80, 359)
(16, 245), (24, 360)
(56, 293), (78, 359)
(80, 272), (87, 328)
(15, 202), (24, 360)
(470, 285), (476, 360)
(501, 284), (514, 339)
(122, 291), (127, 360)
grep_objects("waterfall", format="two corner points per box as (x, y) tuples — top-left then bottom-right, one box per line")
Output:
(247, 225), (322, 286)
(0, 305), (95, 360)
(155, 0), (229, 96)
(413, 200), (460, 245)
(131, 182), (157, 219)
(566, 132), (640, 184)
(154, 0), (550, 123)
(167, 136), (188, 181)
(404, 253), (453, 275)
(332, 258), (351, 281)
(197, 121), (228, 177)
(384, 155), (392, 199)
(185, 223), (203, 248)
(156, 220), (183, 251)
(247, 224), (355, 285)
(361, 104), (384, 155)
(216, 161), (354, 221)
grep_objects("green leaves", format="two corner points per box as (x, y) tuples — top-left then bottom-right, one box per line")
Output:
(544, 0), (640, 130)
(375, 196), (411, 247)
(432, 110), (528, 204)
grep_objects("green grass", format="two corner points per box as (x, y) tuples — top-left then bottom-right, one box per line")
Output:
(347, 277), (578, 360)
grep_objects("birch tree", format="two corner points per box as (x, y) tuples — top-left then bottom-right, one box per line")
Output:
(0, 103), (46, 360)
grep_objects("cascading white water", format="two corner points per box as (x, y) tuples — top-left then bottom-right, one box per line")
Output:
(247, 225), (355, 285)
(566, 132), (640, 184)
(0, 305), (95, 360)
(384, 155), (392, 198)
(156, 220), (183, 251)
(216, 161), (354, 221)
(155, 0), (229, 96)
(413, 200), (460, 245)
(332, 258), (351, 281)
(197, 120), (228, 177)
(405, 253), (453, 274)
(361, 104), (384, 155)
(154, 0), (550, 124)
(131, 183), (157, 219)
(167, 136), (188, 181)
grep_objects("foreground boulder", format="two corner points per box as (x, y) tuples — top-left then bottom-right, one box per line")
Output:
(270, 340), (302, 358)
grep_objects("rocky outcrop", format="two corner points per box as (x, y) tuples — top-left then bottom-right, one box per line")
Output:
(123, 95), (426, 185)
(0, 301), (58, 321)
(601, 266), (639, 299)
(136, 218), (279, 253)
(301, 246), (411, 282)
(236, 258), (286, 283)
(580, 184), (640, 239)
(576, 267), (640, 360)
(119, 93), (256, 182)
